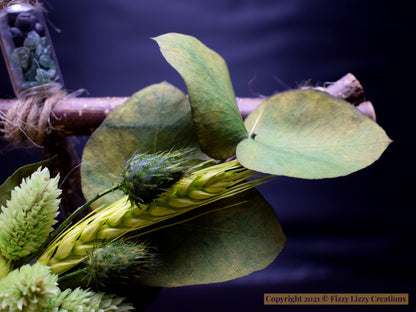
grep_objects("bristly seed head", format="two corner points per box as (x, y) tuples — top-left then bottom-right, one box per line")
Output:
(119, 148), (196, 205)
(84, 241), (159, 289)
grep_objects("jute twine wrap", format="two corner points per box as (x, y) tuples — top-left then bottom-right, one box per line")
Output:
(0, 83), (69, 147)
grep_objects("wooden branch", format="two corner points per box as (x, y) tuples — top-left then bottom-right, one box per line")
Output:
(310, 73), (366, 106)
(356, 101), (376, 121)
(0, 73), (372, 137)
(0, 72), (371, 218)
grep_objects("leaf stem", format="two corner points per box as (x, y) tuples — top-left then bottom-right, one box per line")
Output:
(248, 108), (264, 139)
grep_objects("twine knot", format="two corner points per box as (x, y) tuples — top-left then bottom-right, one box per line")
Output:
(0, 83), (67, 147)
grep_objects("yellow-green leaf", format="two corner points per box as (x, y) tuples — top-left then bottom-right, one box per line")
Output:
(0, 156), (56, 208)
(138, 189), (285, 287)
(154, 33), (247, 160)
(236, 89), (391, 179)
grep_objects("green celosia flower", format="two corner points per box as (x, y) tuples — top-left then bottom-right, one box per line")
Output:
(0, 167), (61, 260)
(0, 254), (9, 280)
(0, 262), (58, 312)
(43, 287), (133, 311)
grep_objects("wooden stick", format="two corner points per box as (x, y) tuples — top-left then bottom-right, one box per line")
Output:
(0, 73), (372, 136)
(0, 72), (370, 218)
(310, 72), (366, 106)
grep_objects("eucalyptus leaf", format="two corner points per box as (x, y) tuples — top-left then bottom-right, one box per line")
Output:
(81, 82), (202, 208)
(154, 33), (247, 160)
(0, 156), (56, 207)
(236, 89), (391, 179)
(138, 188), (285, 287)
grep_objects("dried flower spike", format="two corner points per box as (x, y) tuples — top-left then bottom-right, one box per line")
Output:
(38, 159), (269, 275)
(0, 167), (61, 260)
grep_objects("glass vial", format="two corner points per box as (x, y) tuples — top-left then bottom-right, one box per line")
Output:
(0, 4), (63, 96)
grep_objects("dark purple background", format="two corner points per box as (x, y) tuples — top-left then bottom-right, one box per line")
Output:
(1, 1), (414, 311)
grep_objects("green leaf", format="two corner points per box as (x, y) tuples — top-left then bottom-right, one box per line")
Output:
(81, 82), (202, 208)
(154, 33), (247, 160)
(236, 89), (391, 179)
(138, 188), (285, 287)
(0, 156), (56, 208)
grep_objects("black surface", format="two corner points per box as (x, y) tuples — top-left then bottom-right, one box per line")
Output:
(1, 1), (414, 311)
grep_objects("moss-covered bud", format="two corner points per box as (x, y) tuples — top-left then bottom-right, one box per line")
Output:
(119, 148), (195, 205)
